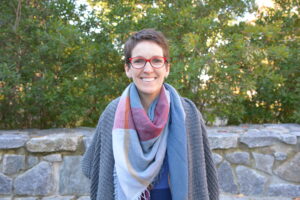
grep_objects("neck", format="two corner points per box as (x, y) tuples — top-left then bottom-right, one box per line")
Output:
(139, 94), (156, 112)
(137, 86), (163, 112)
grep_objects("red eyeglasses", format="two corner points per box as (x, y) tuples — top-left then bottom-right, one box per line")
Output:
(129, 56), (168, 69)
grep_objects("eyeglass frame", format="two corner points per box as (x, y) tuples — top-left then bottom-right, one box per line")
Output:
(128, 56), (168, 69)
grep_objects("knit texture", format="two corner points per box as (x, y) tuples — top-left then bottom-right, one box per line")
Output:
(81, 97), (219, 200)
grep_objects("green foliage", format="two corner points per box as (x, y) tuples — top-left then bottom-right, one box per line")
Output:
(1, 0), (299, 128)
(0, 0), (127, 129)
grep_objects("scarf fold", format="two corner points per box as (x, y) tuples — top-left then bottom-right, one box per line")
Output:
(112, 83), (188, 200)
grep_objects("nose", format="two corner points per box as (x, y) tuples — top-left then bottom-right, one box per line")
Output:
(143, 61), (154, 73)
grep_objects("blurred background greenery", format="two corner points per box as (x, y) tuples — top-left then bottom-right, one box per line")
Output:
(0, 0), (299, 129)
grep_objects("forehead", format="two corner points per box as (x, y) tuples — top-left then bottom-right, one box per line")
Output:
(131, 41), (164, 58)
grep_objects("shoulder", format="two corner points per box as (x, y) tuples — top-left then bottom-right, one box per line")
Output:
(92, 97), (120, 134)
(180, 97), (197, 111)
(98, 97), (120, 121)
(104, 97), (120, 114)
(180, 97), (205, 123)
(181, 97), (200, 114)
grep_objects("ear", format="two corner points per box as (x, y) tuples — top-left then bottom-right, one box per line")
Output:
(125, 64), (132, 78)
(165, 63), (170, 78)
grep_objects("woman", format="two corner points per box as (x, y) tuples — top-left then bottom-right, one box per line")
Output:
(82, 29), (219, 200)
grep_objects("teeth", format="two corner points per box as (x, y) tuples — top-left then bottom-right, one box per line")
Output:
(142, 78), (155, 82)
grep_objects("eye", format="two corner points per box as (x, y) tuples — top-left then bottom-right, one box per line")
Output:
(133, 58), (145, 64)
(152, 58), (164, 64)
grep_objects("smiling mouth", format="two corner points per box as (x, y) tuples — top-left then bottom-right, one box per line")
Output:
(141, 78), (156, 82)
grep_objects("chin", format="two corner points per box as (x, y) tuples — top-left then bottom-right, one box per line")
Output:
(140, 88), (159, 95)
(137, 86), (161, 98)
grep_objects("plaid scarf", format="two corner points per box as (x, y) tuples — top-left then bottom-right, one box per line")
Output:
(112, 83), (188, 200)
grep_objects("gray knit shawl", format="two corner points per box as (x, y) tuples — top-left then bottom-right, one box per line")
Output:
(82, 97), (219, 200)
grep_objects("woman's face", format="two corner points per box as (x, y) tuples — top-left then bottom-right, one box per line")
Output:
(125, 41), (169, 101)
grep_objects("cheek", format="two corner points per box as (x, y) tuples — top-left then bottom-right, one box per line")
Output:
(126, 71), (131, 78)
(131, 71), (142, 81)
(131, 70), (138, 78)
(126, 68), (136, 78)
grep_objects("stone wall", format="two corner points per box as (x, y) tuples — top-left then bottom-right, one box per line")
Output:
(0, 124), (299, 200)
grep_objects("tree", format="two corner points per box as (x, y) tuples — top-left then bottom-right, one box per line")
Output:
(1, 0), (299, 128)
(241, 0), (300, 123)
(86, 0), (258, 124)
(85, 0), (300, 124)
(0, 0), (127, 129)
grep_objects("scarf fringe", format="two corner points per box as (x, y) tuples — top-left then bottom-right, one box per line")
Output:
(136, 188), (150, 200)
(114, 166), (151, 200)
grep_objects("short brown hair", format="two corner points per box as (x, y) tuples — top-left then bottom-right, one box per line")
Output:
(124, 29), (170, 65)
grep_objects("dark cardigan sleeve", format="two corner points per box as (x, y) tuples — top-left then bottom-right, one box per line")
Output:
(81, 116), (102, 179)
(199, 112), (220, 200)
(81, 98), (120, 179)
(182, 97), (219, 200)
(81, 98), (120, 200)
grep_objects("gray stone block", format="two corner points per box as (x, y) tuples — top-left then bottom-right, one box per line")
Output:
(225, 152), (250, 165)
(252, 153), (274, 174)
(220, 194), (292, 200)
(212, 153), (223, 165)
(75, 127), (95, 135)
(77, 197), (90, 200)
(217, 161), (238, 194)
(268, 183), (300, 197)
(0, 198), (12, 200)
(15, 161), (54, 195)
(211, 126), (246, 134)
(3, 154), (25, 175)
(59, 156), (90, 195)
(278, 133), (298, 144)
(26, 156), (39, 169)
(240, 131), (297, 148)
(290, 131), (300, 137)
(208, 133), (239, 149)
(285, 124), (300, 132)
(42, 196), (74, 200)
(241, 122), (265, 128)
(83, 135), (93, 150)
(26, 133), (82, 152)
(0, 134), (29, 149)
(0, 173), (12, 194)
(273, 152), (287, 161)
(15, 198), (38, 200)
(236, 166), (267, 195)
(43, 154), (62, 162)
(274, 152), (300, 183)
(261, 125), (290, 134)
(76, 128), (94, 150)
